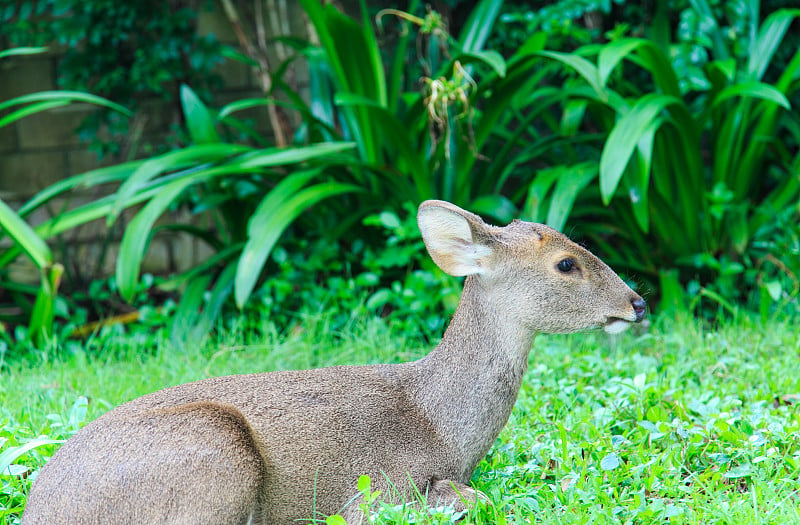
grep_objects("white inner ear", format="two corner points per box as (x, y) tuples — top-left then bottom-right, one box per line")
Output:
(418, 207), (492, 276)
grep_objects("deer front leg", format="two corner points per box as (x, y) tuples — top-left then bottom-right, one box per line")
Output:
(339, 479), (485, 524)
(427, 479), (487, 510)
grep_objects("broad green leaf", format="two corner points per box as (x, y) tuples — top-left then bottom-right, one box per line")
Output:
(494, 134), (594, 193)
(5, 141), (352, 272)
(298, 0), (344, 86)
(0, 46), (49, 60)
(334, 92), (386, 109)
(358, 0), (387, 109)
(20, 161), (143, 217)
(600, 94), (682, 204)
(627, 117), (660, 232)
(560, 99), (588, 135)
(306, 47), (337, 133)
(547, 162), (598, 231)
(357, 474), (371, 493)
(457, 53), (568, 181)
(172, 262), (236, 345)
(747, 9), (800, 81)
(723, 463), (753, 479)
(458, 0), (503, 53)
(181, 84), (220, 145)
(152, 224), (224, 252)
(731, 49), (800, 200)
(300, 0), (387, 169)
(235, 181), (359, 307)
(235, 142), (356, 169)
(0, 198), (52, 269)
(248, 170), (321, 226)
(0, 183), (166, 269)
(218, 98), (275, 120)
(200, 262), (237, 335)
(335, 95), (430, 195)
(116, 178), (195, 301)
(523, 167), (562, 223)
(514, 32), (547, 59)
(170, 271), (214, 347)
(706, 59), (736, 87)
(109, 144), (253, 224)
(29, 263), (63, 343)
(597, 38), (681, 96)
(764, 280), (782, 301)
(459, 50), (506, 78)
(0, 90), (131, 116)
(220, 44), (259, 68)
(622, 40), (681, 96)
(598, 39), (643, 86)
(0, 100), (71, 128)
(712, 81), (790, 109)
(0, 438), (63, 476)
(537, 51), (604, 99)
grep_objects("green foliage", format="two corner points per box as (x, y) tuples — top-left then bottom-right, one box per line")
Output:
(0, 75), (359, 348)
(1, 0), (224, 156)
(534, 4), (800, 311)
(257, 203), (459, 338)
(4, 0), (799, 351)
(0, 47), (132, 345)
(107, 84), (359, 341)
(299, 0), (579, 221)
(490, 0), (610, 51)
(483, 1), (800, 312)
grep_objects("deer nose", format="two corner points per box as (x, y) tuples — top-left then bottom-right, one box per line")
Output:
(631, 298), (647, 322)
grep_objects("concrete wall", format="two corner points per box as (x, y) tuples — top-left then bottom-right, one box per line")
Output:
(0, 2), (315, 287)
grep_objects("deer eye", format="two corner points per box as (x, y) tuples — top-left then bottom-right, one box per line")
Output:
(556, 258), (576, 273)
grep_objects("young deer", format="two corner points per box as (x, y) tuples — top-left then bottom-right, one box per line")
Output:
(22, 200), (645, 525)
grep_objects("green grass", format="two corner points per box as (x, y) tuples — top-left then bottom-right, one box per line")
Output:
(470, 314), (800, 524)
(2, 310), (799, 524)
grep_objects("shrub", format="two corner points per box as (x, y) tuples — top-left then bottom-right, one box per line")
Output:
(533, 3), (800, 312)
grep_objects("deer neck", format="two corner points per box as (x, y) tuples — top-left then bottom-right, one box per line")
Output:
(405, 275), (537, 478)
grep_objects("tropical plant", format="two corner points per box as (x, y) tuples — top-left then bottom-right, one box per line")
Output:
(295, 0), (588, 223)
(532, 2), (800, 310)
(0, 47), (132, 344)
(108, 85), (359, 342)
(1, 73), (356, 346)
(106, 0), (621, 333)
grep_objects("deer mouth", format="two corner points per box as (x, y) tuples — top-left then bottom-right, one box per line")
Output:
(603, 317), (633, 334)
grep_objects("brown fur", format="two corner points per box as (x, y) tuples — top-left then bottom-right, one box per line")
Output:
(22, 200), (645, 524)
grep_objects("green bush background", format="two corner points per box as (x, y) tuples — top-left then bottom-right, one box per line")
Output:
(0, 0), (798, 348)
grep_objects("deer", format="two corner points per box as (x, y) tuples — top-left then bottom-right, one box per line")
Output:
(22, 200), (646, 525)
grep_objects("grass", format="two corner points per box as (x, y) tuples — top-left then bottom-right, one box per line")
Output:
(1, 308), (799, 524)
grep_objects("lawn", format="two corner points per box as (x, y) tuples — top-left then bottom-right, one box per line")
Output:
(2, 309), (799, 524)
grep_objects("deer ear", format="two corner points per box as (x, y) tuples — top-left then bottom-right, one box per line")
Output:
(417, 200), (493, 276)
